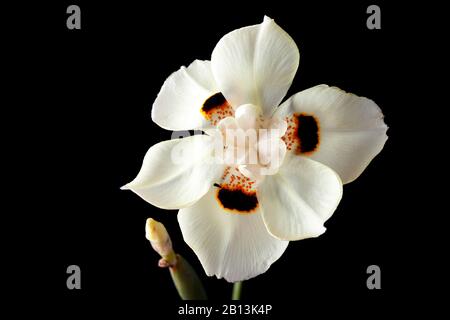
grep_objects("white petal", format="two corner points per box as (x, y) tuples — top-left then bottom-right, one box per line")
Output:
(238, 164), (263, 182)
(211, 16), (299, 115)
(257, 132), (287, 175)
(268, 116), (288, 137)
(217, 116), (238, 135)
(151, 60), (218, 130)
(235, 104), (260, 130)
(258, 154), (343, 241)
(178, 188), (288, 282)
(276, 85), (388, 183)
(122, 135), (225, 209)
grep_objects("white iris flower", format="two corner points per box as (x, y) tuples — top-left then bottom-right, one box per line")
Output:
(122, 16), (388, 282)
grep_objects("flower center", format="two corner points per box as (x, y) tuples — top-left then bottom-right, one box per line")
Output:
(215, 104), (287, 183)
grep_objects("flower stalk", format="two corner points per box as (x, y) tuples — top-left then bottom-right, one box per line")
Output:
(232, 281), (243, 300)
(169, 254), (207, 300)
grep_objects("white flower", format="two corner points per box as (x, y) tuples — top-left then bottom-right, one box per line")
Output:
(122, 16), (388, 282)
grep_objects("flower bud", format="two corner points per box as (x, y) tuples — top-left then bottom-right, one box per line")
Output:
(145, 218), (207, 299)
(145, 218), (176, 265)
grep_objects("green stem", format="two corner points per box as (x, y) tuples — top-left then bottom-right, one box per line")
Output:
(169, 255), (207, 300)
(232, 281), (243, 300)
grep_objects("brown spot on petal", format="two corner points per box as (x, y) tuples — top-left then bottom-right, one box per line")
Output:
(216, 185), (258, 214)
(282, 113), (320, 154)
(202, 92), (227, 112)
(295, 113), (320, 154)
(201, 92), (233, 125)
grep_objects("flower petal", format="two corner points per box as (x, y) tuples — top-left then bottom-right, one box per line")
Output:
(235, 104), (261, 130)
(276, 85), (388, 183)
(152, 60), (233, 130)
(258, 128), (287, 170)
(122, 135), (225, 209)
(178, 188), (288, 282)
(258, 154), (343, 241)
(211, 16), (299, 115)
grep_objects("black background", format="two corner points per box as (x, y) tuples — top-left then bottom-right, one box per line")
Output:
(8, 0), (438, 316)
